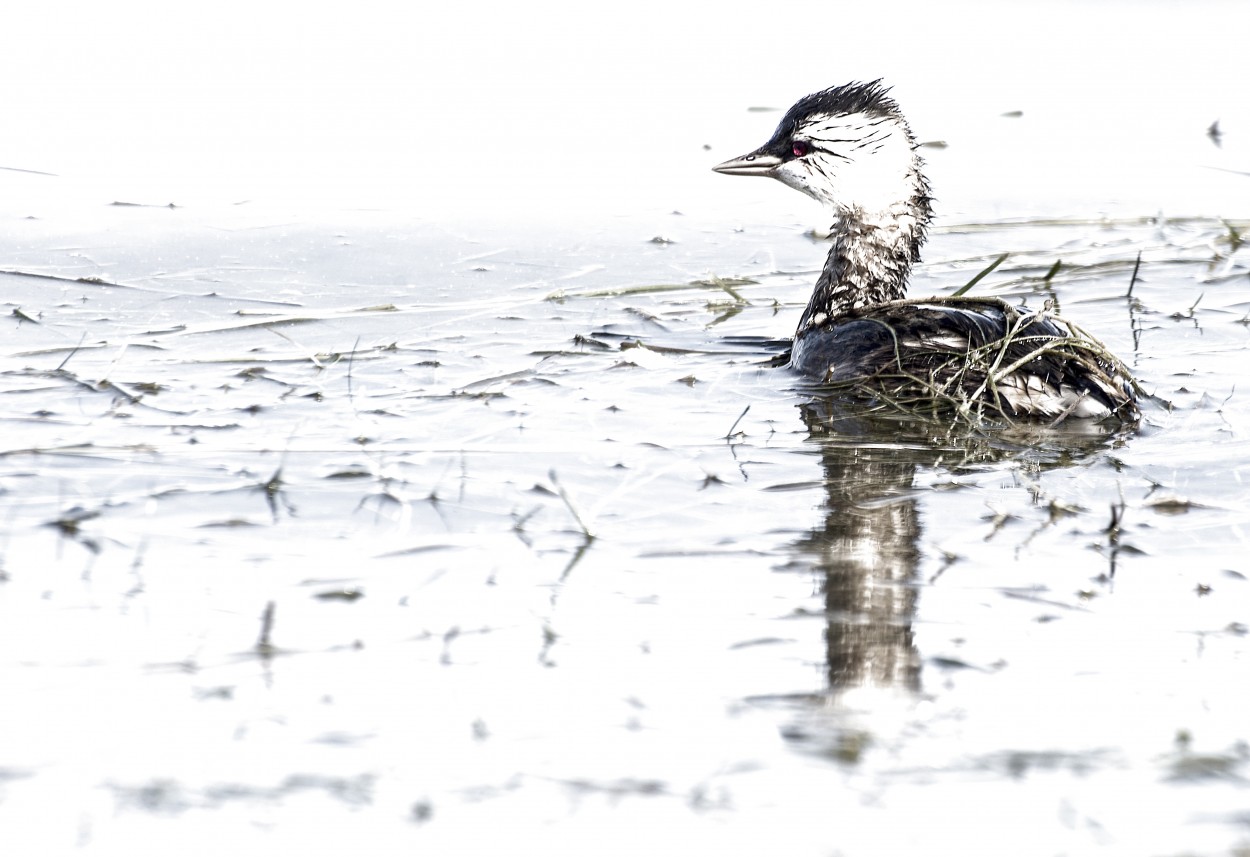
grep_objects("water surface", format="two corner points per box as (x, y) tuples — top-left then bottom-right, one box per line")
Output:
(2, 3), (1249, 855)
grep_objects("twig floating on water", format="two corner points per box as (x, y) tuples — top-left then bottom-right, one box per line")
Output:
(257, 601), (276, 656)
(724, 404), (750, 440)
(548, 470), (594, 542)
(55, 333), (88, 373)
(952, 253), (1008, 297)
(347, 335), (361, 406)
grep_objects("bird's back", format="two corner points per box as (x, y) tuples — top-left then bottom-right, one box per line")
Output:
(790, 298), (1139, 421)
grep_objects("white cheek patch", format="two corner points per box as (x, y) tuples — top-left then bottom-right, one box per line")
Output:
(773, 160), (819, 197)
(795, 112), (919, 213)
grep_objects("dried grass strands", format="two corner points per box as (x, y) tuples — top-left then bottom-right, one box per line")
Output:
(811, 299), (1140, 426)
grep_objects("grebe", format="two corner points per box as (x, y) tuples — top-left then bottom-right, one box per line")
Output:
(714, 81), (1138, 421)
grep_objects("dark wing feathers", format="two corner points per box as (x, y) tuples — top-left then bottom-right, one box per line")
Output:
(791, 298), (1137, 418)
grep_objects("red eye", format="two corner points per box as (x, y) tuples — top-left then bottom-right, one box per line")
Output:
(791, 140), (810, 157)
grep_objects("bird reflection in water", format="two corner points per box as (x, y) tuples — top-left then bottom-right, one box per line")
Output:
(780, 399), (1127, 729)
(791, 401), (924, 698)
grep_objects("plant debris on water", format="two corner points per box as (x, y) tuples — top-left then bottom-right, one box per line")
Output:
(0, 208), (1248, 856)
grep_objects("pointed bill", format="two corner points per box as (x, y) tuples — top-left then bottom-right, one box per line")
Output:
(711, 150), (783, 176)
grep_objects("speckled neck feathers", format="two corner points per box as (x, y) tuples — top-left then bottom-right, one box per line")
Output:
(797, 198), (930, 334)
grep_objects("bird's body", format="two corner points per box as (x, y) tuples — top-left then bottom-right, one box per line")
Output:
(714, 81), (1138, 421)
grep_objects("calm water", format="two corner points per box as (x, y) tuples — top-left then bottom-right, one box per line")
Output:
(2, 3), (1250, 855)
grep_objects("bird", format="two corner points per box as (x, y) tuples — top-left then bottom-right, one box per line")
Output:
(713, 81), (1139, 422)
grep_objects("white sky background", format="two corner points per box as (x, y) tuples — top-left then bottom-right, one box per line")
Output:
(1, 0), (1246, 220)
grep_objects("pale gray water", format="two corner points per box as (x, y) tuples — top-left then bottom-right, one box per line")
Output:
(2, 3), (1249, 855)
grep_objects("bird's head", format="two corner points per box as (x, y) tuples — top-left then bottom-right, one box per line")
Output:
(714, 80), (927, 218)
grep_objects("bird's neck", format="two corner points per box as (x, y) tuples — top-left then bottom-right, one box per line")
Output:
(797, 203), (929, 333)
